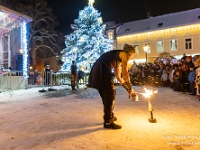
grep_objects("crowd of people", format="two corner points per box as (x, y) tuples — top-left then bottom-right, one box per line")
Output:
(128, 54), (200, 100)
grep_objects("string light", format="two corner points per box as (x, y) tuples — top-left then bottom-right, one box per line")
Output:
(60, 0), (113, 71)
(117, 24), (200, 41)
(21, 21), (28, 79)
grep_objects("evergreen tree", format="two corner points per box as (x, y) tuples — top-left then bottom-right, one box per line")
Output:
(61, 0), (113, 71)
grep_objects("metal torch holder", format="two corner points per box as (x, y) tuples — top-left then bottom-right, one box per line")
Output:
(148, 98), (157, 123)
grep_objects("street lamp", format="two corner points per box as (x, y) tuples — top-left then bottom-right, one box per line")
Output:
(143, 45), (150, 63)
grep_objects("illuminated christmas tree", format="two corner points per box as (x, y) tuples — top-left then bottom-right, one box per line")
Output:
(61, 0), (113, 71)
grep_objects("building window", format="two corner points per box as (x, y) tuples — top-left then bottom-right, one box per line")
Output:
(170, 39), (177, 51)
(157, 41), (164, 52)
(185, 38), (192, 49)
(125, 29), (130, 32)
(158, 23), (163, 27)
(108, 32), (113, 40)
(134, 45), (139, 54)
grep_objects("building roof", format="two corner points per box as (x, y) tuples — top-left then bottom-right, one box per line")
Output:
(0, 5), (32, 36)
(117, 8), (200, 36)
(105, 22), (122, 30)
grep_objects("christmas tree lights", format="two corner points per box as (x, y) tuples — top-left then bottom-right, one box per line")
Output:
(21, 21), (28, 79)
(61, 0), (113, 71)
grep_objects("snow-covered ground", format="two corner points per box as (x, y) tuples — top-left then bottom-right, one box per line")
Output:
(0, 85), (200, 150)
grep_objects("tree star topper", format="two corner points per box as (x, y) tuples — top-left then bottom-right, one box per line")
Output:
(88, 0), (95, 6)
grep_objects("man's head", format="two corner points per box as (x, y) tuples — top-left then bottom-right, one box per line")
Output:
(123, 44), (136, 60)
(123, 44), (136, 54)
(72, 60), (76, 65)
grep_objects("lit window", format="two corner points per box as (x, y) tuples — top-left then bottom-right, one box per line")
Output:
(157, 41), (163, 52)
(185, 38), (192, 49)
(108, 32), (113, 40)
(170, 39), (177, 51)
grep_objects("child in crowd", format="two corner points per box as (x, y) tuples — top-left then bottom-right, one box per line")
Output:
(161, 69), (168, 87)
(173, 71), (182, 92)
(188, 65), (196, 95)
(37, 73), (42, 85)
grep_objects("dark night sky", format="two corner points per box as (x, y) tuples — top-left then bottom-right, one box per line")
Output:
(46, 0), (200, 35)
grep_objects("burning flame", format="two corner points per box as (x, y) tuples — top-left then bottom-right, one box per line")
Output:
(141, 88), (158, 98)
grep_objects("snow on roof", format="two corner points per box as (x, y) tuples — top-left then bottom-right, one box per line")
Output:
(105, 23), (122, 30)
(0, 5), (32, 36)
(117, 8), (200, 36)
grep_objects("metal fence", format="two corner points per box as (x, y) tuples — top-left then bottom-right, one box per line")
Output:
(0, 71), (27, 92)
(0, 70), (120, 92)
(28, 71), (90, 87)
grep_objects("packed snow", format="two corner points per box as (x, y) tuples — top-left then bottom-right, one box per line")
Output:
(0, 85), (200, 150)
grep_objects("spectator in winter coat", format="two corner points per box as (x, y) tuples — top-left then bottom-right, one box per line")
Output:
(44, 65), (51, 86)
(77, 66), (85, 84)
(70, 60), (77, 90)
(33, 69), (38, 84)
(188, 65), (196, 95)
(173, 71), (182, 92)
(161, 69), (168, 87)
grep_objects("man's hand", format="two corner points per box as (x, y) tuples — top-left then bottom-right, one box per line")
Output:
(129, 90), (137, 97)
(122, 82), (132, 93)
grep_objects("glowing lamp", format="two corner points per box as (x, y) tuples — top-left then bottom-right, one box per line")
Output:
(19, 49), (23, 54)
(143, 45), (150, 63)
(88, 0), (95, 6)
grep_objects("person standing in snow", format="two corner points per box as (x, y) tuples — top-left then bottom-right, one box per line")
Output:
(33, 69), (39, 84)
(44, 65), (51, 86)
(70, 60), (77, 90)
(88, 44), (136, 129)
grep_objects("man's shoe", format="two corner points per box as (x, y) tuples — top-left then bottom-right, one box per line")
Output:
(112, 116), (117, 122)
(104, 122), (122, 129)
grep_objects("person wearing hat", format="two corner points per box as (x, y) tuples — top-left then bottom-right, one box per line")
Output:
(88, 43), (136, 129)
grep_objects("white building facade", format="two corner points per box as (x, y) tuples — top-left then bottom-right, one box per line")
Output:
(106, 8), (200, 63)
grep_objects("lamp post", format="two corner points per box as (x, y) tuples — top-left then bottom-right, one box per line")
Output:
(55, 54), (59, 72)
(143, 45), (150, 63)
